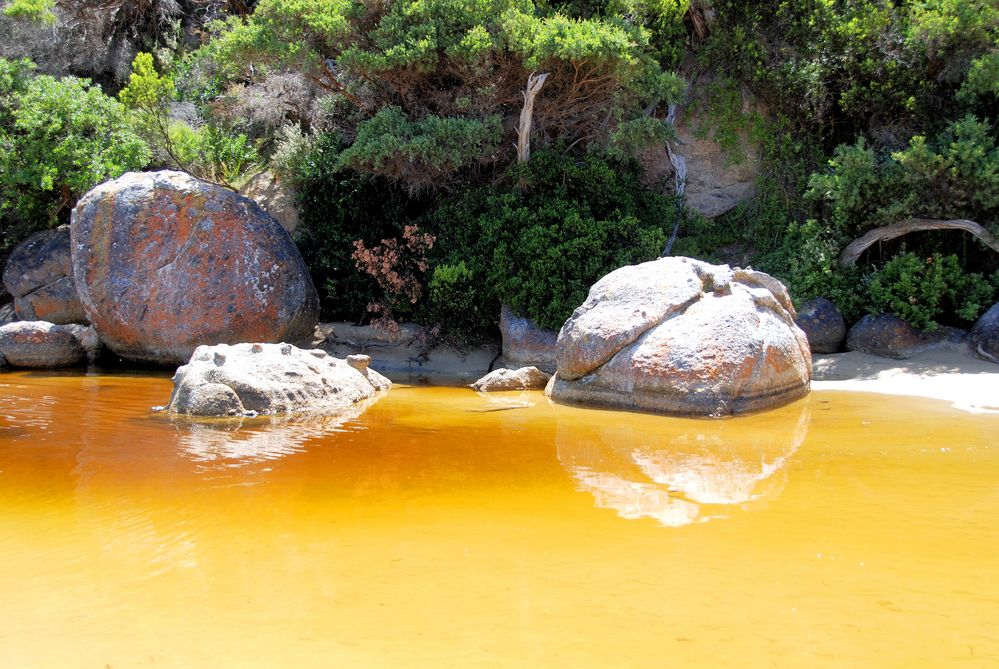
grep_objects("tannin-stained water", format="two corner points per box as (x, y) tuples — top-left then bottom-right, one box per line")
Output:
(0, 370), (997, 668)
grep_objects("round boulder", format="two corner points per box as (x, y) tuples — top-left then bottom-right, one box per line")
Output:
(71, 171), (320, 365)
(167, 343), (391, 417)
(547, 257), (811, 416)
(2, 226), (88, 325)
(846, 314), (964, 359)
(795, 297), (846, 354)
(0, 321), (87, 368)
(968, 303), (999, 364)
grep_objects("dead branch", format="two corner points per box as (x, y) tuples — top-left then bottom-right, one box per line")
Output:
(515, 72), (548, 164)
(838, 218), (999, 267)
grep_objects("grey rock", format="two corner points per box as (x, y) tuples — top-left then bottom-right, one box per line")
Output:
(547, 257), (811, 416)
(72, 171), (320, 365)
(168, 342), (392, 417)
(846, 314), (963, 359)
(968, 303), (999, 364)
(0, 320), (87, 368)
(795, 297), (846, 354)
(2, 226), (87, 325)
(14, 275), (89, 324)
(239, 170), (300, 235)
(500, 304), (558, 373)
(674, 82), (763, 219)
(471, 366), (551, 392)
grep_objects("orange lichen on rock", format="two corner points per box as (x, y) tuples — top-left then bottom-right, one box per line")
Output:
(71, 171), (319, 365)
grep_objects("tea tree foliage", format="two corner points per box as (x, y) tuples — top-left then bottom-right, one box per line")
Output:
(119, 52), (259, 186)
(201, 0), (683, 186)
(0, 57), (150, 250)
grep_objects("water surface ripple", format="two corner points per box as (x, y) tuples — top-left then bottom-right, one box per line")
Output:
(1, 371), (997, 668)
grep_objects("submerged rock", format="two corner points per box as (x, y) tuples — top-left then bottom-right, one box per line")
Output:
(795, 297), (846, 354)
(968, 303), (999, 364)
(72, 171), (320, 366)
(547, 257), (811, 416)
(167, 343), (391, 417)
(0, 320), (89, 368)
(471, 366), (551, 392)
(2, 226), (88, 325)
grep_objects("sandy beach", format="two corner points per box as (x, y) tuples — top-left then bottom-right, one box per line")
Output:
(812, 345), (999, 413)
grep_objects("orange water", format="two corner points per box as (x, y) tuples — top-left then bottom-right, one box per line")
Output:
(1, 371), (997, 668)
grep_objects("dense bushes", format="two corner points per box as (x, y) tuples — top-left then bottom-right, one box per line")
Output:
(197, 0), (682, 187)
(0, 57), (149, 251)
(289, 133), (431, 322)
(2, 0), (997, 340)
(428, 149), (675, 332)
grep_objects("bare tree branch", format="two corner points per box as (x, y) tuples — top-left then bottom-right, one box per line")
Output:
(838, 218), (999, 267)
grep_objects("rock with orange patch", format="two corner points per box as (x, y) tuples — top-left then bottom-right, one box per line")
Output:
(2, 226), (88, 325)
(546, 257), (811, 416)
(71, 171), (319, 365)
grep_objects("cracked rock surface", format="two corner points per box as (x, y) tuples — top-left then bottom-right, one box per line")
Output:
(71, 171), (319, 365)
(168, 343), (391, 417)
(547, 257), (812, 416)
(2, 226), (88, 325)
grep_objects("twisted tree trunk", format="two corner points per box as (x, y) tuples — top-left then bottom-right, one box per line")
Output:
(838, 218), (999, 267)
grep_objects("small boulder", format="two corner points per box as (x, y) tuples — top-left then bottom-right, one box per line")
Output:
(72, 171), (320, 365)
(500, 304), (558, 373)
(471, 366), (551, 392)
(846, 314), (963, 359)
(167, 342), (391, 417)
(2, 226), (88, 324)
(968, 303), (999, 364)
(0, 321), (88, 368)
(547, 257), (811, 416)
(795, 297), (846, 354)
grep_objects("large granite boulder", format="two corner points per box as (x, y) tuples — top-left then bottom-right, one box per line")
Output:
(546, 257), (811, 416)
(795, 297), (846, 354)
(846, 314), (964, 359)
(968, 303), (999, 363)
(167, 343), (391, 417)
(72, 171), (320, 365)
(0, 320), (89, 368)
(500, 305), (558, 373)
(471, 366), (551, 392)
(2, 226), (88, 324)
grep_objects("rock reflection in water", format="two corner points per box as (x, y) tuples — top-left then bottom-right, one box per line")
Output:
(172, 399), (375, 468)
(557, 403), (810, 526)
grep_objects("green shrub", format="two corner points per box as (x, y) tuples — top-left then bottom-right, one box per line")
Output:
(866, 252), (998, 331)
(0, 57), (150, 251)
(119, 53), (259, 186)
(429, 149), (675, 332)
(422, 261), (498, 346)
(293, 133), (430, 322)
